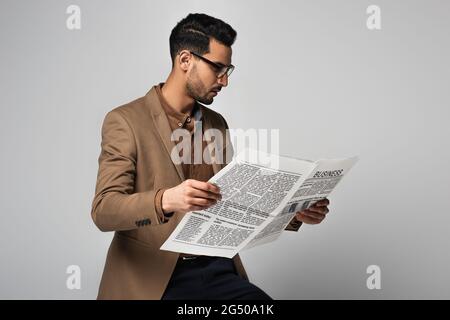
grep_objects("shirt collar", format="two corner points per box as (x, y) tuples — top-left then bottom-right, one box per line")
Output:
(155, 82), (203, 126)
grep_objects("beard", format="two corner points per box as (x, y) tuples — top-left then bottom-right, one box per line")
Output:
(186, 65), (214, 105)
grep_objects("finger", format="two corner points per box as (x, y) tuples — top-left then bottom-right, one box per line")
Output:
(190, 197), (217, 207)
(296, 213), (321, 225)
(314, 198), (330, 207)
(188, 180), (221, 195)
(188, 188), (222, 201)
(189, 205), (209, 212)
(308, 206), (329, 215)
(297, 209), (325, 220)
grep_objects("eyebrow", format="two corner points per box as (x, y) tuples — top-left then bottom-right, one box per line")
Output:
(199, 52), (230, 67)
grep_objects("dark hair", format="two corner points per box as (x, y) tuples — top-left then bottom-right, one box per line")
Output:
(169, 13), (237, 65)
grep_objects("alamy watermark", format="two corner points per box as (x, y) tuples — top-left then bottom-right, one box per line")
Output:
(169, 124), (280, 169)
(366, 264), (381, 290)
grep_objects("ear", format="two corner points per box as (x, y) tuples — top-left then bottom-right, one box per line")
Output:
(177, 50), (192, 73)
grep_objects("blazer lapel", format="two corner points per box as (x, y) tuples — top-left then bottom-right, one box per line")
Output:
(144, 85), (223, 179)
(145, 87), (186, 182)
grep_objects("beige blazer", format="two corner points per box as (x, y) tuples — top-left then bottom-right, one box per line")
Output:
(91, 85), (300, 300)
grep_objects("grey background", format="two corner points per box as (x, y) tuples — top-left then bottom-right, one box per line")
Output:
(1, 0), (449, 299)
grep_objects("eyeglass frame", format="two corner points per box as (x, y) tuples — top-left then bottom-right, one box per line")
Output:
(188, 51), (235, 78)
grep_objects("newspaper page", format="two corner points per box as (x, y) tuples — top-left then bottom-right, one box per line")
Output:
(160, 149), (358, 258)
(243, 156), (358, 250)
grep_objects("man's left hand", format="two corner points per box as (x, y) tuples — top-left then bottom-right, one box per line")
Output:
(295, 198), (330, 225)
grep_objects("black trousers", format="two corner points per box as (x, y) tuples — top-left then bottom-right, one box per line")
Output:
(161, 256), (272, 300)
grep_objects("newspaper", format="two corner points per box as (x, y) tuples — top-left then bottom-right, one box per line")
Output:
(160, 149), (358, 258)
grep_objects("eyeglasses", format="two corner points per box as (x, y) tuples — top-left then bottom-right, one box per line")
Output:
(189, 51), (235, 78)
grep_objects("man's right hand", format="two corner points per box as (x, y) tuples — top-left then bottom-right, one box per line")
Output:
(161, 179), (222, 215)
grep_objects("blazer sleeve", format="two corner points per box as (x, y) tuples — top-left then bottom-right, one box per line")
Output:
(91, 110), (163, 232)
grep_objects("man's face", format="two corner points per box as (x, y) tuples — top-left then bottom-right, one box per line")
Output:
(185, 39), (232, 105)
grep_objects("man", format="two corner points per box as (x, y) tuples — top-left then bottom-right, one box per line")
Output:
(91, 13), (330, 300)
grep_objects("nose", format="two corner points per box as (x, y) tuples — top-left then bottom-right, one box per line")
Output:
(217, 73), (228, 87)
